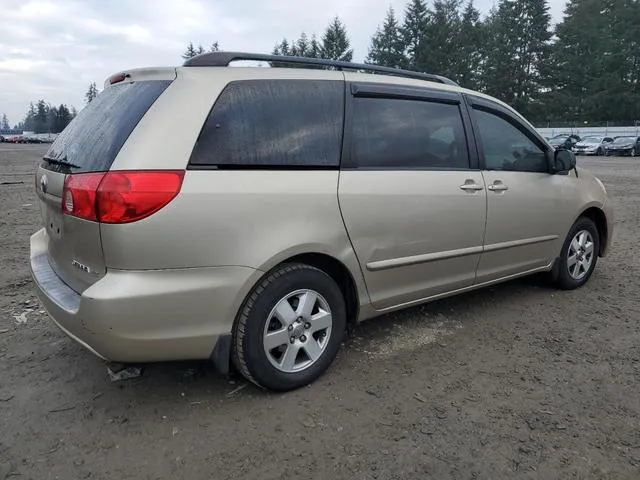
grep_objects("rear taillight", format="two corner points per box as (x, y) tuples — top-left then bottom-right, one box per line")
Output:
(62, 171), (184, 224)
(62, 173), (105, 221)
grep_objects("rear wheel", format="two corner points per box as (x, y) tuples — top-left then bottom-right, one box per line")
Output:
(554, 217), (599, 290)
(232, 263), (346, 391)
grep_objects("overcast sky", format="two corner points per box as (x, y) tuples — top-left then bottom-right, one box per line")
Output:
(0, 0), (566, 127)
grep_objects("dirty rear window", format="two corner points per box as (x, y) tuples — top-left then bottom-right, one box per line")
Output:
(45, 81), (171, 172)
(189, 80), (344, 168)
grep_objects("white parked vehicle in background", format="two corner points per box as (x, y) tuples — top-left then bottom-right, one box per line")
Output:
(573, 136), (614, 156)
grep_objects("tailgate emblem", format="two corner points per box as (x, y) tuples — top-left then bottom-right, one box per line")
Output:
(71, 259), (91, 274)
(40, 174), (48, 194)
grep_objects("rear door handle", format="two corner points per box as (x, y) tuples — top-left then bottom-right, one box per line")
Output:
(488, 183), (509, 192)
(459, 181), (484, 191)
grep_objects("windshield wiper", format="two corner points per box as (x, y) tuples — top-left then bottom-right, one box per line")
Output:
(43, 155), (81, 169)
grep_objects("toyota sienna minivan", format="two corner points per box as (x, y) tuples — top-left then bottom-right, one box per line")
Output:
(30, 52), (613, 391)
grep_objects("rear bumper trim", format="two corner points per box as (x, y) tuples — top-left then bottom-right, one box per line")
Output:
(31, 253), (80, 313)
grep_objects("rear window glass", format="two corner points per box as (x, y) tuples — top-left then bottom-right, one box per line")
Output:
(45, 81), (171, 172)
(189, 80), (344, 167)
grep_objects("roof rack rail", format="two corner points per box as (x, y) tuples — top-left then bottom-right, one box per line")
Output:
(183, 51), (459, 87)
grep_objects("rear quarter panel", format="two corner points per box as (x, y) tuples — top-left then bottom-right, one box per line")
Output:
(100, 170), (370, 309)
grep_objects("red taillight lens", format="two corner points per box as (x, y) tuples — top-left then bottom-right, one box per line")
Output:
(62, 171), (184, 224)
(62, 172), (105, 221)
(97, 171), (184, 223)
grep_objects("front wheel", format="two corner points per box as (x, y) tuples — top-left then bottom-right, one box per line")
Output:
(631, 148), (637, 157)
(597, 147), (604, 156)
(232, 263), (347, 391)
(554, 217), (599, 290)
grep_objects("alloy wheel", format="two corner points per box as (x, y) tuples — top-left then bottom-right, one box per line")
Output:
(567, 230), (595, 281)
(262, 289), (332, 373)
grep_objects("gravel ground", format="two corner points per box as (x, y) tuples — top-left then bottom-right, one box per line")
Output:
(1, 144), (639, 479)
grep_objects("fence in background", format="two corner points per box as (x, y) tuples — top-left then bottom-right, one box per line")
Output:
(536, 123), (640, 138)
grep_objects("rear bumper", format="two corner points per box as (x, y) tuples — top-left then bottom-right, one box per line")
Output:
(30, 228), (261, 366)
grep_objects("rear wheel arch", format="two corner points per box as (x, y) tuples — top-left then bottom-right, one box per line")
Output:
(282, 253), (360, 329)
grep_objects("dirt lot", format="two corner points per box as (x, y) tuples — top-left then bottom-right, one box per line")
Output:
(1, 143), (639, 479)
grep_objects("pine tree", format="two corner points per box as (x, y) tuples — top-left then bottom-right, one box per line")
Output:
(24, 103), (36, 131)
(456, 1), (484, 89)
(47, 104), (57, 133)
(55, 104), (72, 133)
(1, 113), (9, 130)
(273, 33), (322, 59)
(425, 0), (463, 79)
(321, 17), (353, 61)
(309, 34), (321, 58)
(402, 0), (430, 70)
(85, 82), (98, 103)
(481, 0), (552, 118)
(182, 42), (205, 59)
(182, 42), (197, 59)
(272, 38), (290, 56)
(34, 100), (48, 134)
(545, 0), (640, 122)
(367, 8), (406, 68)
(209, 41), (220, 52)
(292, 32), (310, 57)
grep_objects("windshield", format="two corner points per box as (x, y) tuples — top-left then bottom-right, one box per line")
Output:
(613, 136), (636, 144)
(581, 137), (602, 143)
(548, 137), (566, 145)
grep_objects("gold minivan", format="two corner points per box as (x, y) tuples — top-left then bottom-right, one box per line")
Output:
(30, 52), (613, 391)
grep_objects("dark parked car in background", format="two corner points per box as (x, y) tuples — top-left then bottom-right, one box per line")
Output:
(548, 134), (581, 150)
(605, 136), (640, 157)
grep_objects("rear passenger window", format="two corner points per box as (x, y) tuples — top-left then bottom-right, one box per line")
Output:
(190, 80), (343, 167)
(350, 98), (469, 169)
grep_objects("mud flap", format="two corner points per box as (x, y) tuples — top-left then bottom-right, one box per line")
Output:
(210, 333), (232, 375)
(550, 256), (561, 282)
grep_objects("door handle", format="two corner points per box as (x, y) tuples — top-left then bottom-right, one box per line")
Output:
(488, 183), (509, 192)
(459, 181), (484, 191)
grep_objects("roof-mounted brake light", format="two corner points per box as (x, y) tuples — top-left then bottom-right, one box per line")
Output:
(109, 72), (130, 85)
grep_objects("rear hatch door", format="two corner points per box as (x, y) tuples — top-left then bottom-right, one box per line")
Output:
(35, 71), (174, 293)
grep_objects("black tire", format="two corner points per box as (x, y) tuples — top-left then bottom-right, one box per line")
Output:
(597, 147), (604, 156)
(554, 217), (599, 290)
(232, 263), (347, 391)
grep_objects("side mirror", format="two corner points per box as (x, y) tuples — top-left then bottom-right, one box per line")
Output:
(552, 149), (576, 174)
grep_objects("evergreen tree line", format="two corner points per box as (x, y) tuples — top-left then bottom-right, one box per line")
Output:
(183, 0), (640, 124)
(365, 0), (640, 124)
(0, 113), (11, 131)
(15, 100), (76, 134)
(181, 18), (352, 62)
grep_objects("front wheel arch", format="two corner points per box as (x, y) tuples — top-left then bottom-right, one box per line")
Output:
(577, 207), (608, 256)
